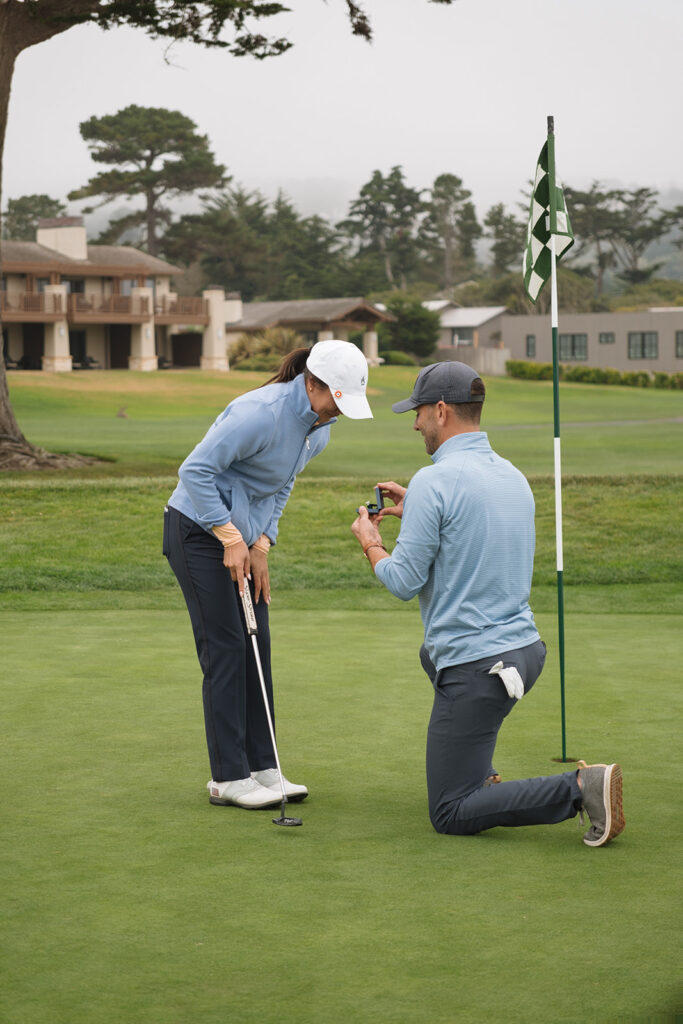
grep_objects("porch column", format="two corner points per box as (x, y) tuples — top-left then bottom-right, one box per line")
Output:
(42, 284), (71, 372)
(362, 329), (380, 366)
(317, 329), (335, 342)
(129, 287), (157, 371)
(201, 287), (229, 371)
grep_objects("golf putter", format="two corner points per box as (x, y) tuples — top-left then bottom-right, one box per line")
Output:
(240, 583), (303, 827)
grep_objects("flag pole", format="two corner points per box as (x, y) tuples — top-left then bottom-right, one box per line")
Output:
(547, 114), (568, 762)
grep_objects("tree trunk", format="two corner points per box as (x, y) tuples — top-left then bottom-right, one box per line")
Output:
(0, 9), (30, 449)
(0, 1), (102, 469)
(146, 187), (157, 256)
(378, 235), (394, 287)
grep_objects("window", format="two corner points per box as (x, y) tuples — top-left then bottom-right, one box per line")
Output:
(451, 328), (473, 347)
(558, 333), (587, 361)
(628, 332), (658, 359)
(526, 334), (536, 358)
(599, 332), (615, 344)
(63, 278), (85, 294)
(676, 331), (683, 358)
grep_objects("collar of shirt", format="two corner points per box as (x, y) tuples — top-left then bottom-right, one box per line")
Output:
(431, 430), (491, 463)
(292, 373), (337, 431)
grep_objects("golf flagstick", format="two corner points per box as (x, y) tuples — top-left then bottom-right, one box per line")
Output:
(239, 583), (303, 827)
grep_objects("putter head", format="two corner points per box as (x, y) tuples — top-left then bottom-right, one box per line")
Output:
(273, 815), (303, 827)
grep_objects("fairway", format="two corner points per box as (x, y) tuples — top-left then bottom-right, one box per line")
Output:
(1, 368), (682, 1023)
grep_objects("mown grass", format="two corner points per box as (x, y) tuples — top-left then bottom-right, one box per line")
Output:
(1, 368), (681, 1023)
(6, 367), (683, 476)
(0, 475), (681, 613)
(2, 608), (681, 1024)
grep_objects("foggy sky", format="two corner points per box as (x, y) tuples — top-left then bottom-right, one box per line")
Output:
(4, 0), (682, 226)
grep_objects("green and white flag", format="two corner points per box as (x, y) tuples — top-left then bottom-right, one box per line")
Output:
(523, 141), (574, 302)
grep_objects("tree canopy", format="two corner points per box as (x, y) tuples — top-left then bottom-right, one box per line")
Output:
(1, 193), (67, 240)
(68, 105), (226, 255)
(0, 0), (458, 466)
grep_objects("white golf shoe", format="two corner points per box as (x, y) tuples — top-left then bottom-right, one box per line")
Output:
(251, 769), (308, 802)
(207, 777), (281, 809)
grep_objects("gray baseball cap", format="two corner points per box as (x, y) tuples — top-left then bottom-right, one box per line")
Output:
(392, 362), (485, 413)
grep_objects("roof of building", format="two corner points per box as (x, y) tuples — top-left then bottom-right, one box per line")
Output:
(432, 305), (507, 328)
(423, 299), (460, 312)
(1, 239), (181, 277)
(228, 297), (395, 329)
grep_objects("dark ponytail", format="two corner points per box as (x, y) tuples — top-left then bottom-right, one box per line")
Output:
(262, 346), (325, 389)
(263, 347), (311, 386)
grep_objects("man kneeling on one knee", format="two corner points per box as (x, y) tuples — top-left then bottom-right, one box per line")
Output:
(351, 362), (624, 847)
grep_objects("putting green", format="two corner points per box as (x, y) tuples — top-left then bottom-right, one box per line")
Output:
(1, 607), (680, 1023)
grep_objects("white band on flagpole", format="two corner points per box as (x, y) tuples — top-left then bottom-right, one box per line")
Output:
(550, 234), (559, 330)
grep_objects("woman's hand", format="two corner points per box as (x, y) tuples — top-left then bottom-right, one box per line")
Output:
(223, 540), (251, 595)
(249, 545), (271, 605)
(376, 480), (407, 520)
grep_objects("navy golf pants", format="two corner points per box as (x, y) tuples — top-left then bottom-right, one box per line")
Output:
(422, 639), (582, 835)
(164, 506), (277, 782)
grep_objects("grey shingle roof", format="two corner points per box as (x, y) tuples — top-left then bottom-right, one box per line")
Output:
(230, 297), (394, 329)
(1, 239), (180, 276)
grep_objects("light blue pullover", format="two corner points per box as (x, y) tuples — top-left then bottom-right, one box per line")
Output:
(374, 432), (539, 671)
(168, 374), (333, 546)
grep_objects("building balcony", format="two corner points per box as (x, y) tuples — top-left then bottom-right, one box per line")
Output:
(68, 294), (151, 323)
(154, 295), (209, 325)
(0, 292), (64, 321)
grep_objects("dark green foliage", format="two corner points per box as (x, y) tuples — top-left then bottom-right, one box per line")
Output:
(420, 174), (482, 288)
(68, 105), (227, 255)
(1, 194), (67, 240)
(484, 202), (526, 276)
(338, 166), (424, 290)
(381, 350), (418, 366)
(506, 361), (683, 389)
(379, 294), (440, 359)
(506, 360), (555, 380)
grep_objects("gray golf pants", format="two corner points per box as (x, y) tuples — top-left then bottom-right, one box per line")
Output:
(422, 639), (582, 835)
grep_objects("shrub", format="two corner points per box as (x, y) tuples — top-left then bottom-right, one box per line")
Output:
(233, 356), (282, 372)
(382, 349), (417, 366)
(653, 372), (672, 389)
(506, 360), (554, 380)
(671, 372), (683, 390)
(229, 327), (305, 369)
(621, 371), (651, 388)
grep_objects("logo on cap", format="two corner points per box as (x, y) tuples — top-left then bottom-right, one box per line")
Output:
(334, 390), (343, 398)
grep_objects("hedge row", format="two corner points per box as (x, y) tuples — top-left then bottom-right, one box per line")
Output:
(506, 360), (683, 389)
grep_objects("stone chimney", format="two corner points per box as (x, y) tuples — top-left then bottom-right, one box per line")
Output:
(37, 216), (88, 261)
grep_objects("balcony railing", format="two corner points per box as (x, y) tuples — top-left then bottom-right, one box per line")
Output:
(154, 295), (209, 324)
(0, 291), (210, 326)
(0, 292), (64, 320)
(68, 294), (150, 321)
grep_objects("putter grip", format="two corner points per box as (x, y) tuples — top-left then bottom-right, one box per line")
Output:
(240, 585), (258, 636)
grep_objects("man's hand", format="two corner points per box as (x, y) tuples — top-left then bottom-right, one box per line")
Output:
(351, 505), (384, 550)
(249, 545), (270, 605)
(223, 540), (251, 595)
(376, 480), (407, 521)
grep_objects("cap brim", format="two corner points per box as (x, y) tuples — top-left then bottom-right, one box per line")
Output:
(335, 391), (373, 419)
(391, 397), (418, 413)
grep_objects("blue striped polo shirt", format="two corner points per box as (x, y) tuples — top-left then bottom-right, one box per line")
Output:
(374, 431), (539, 670)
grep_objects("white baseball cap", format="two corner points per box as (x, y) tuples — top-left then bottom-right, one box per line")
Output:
(306, 340), (373, 419)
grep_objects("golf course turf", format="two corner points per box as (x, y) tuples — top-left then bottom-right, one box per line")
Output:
(1, 367), (681, 1023)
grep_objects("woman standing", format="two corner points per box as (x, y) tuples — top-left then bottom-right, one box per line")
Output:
(164, 340), (372, 808)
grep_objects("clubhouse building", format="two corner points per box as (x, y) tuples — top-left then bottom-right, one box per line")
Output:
(2, 218), (681, 375)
